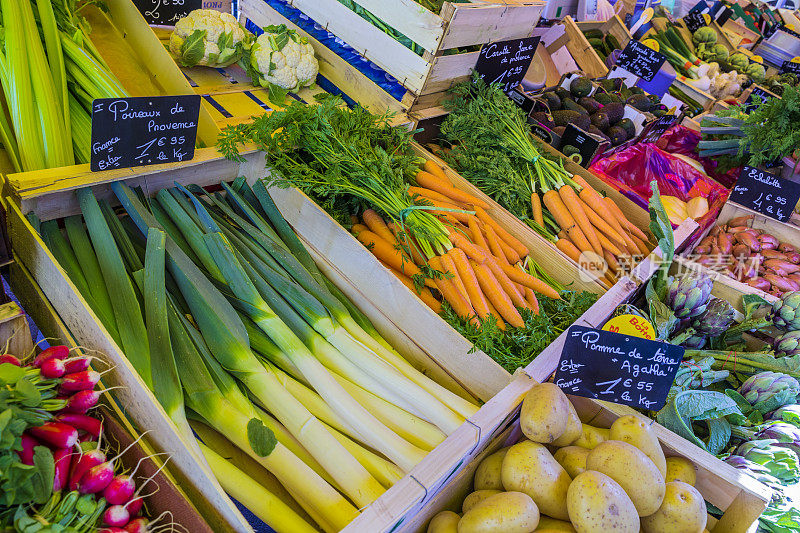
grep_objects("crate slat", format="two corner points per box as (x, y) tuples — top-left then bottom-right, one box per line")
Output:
(355, 0), (445, 53)
(560, 16), (609, 78)
(439, 2), (546, 50)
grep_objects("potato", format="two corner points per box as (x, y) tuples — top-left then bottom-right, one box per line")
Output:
(665, 456), (697, 486)
(458, 491), (540, 533)
(474, 448), (510, 491)
(535, 516), (577, 531)
(463, 490), (502, 513)
(609, 415), (667, 477)
(428, 510), (460, 533)
(573, 424), (609, 449)
(640, 481), (707, 533)
(553, 446), (590, 478)
(520, 383), (571, 443)
(502, 440), (572, 520)
(586, 441), (665, 516)
(552, 401), (582, 447)
(566, 471), (639, 532)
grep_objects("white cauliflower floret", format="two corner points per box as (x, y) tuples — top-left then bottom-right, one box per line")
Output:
(247, 24), (319, 100)
(169, 9), (251, 68)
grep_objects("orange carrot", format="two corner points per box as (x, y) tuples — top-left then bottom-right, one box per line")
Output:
(603, 196), (649, 241)
(474, 206), (529, 259)
(377, 260), (442, 313)
(349, 215), (359, 225)
(523, 286), (540, 315)
(416, 196), (473, 224)
(496, 234), (522, 265)
(556, 237), (582, 264)
(362, 209), (397, 245)
(486, 258), (529, 310)
(483, 298), (506, 330)
(388, 222), (426, 266)
(531, 192), (544, 229)
(578, 197), (625, 245)
(542, 190), (594, 256)
(407, 186), (464, 206)
(449, 249), (492, 322)
(440, 253), (468, 301)
(631, 234), (650, 255)
(415, 172), (490, 208)
(471, 260), (524, 328)
(468, 216), (489, 252)
(356, 229), (426, 280)
(596, 231), (624, 257)
(448, 228), (488, 263)
(429, 256), (477, 324)
(559, 185), (603, 257)
(483, 223), (509, 265)
(351, 223), (369, 235)
(603, 250), (621, 278)
(423, 160), (448, 181)
(497, 261), (561, 300)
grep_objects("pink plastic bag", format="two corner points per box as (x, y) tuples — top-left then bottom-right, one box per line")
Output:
(655, 125), (740, 188)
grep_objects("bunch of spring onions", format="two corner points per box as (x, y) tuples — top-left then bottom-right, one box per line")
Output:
(31, 178), (479, 532)
(0, 0), (128, 172)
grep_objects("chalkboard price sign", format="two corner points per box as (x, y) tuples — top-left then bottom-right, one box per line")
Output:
(553, 326), (684, 410)
(560, 124), (601, 168)
(641, 114), (677, 144)
(133, 0), (202, 25)
(475, 36), (541, 94)
(743, 85), (776, 112)
(781, 59), (800, 76)
(730, 166), (800, 222)
(90, 95), (200, 172)
(615, 40), (667, 82)
(683, 10), (708, 32)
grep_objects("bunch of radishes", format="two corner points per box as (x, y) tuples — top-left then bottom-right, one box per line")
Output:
(4, 344), (166, 532)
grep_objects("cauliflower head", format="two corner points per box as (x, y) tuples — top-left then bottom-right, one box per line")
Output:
(246, 24), (319, 100)
(169, 9), (251, 68)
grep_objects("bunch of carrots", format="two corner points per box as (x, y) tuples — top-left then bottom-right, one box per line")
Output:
(351, 160), (561, 330)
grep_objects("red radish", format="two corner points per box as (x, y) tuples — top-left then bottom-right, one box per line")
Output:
(78, 433), (147, 494)
(103, 505), (131, 528)
(60, 370), (101, 392)
(124, 518), (148, 533)
(98, 528), (127, 533)
(63, 390), (100, 413)
(41, 357), (66, 379)
(69, 448), (106, 491)
(28, 422), (78, 449)
(18, 433), (40, 465)
(0, 354), (21, 366)
(53, 448), (73, 492)
(126, 497), (144, 517)
(55, 413), (102, 438)
(63, 356), (91, 374)
(33, 345), (69, 367)
(102, 454), (162, 505)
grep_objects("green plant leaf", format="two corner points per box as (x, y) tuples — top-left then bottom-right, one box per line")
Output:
(0, 363), (25, 385)
(179, 29), (207, 68)
(246, 417), (277, 457)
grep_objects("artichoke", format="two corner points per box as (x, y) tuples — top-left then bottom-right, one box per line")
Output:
(739, 372), (800, 414)
(767, 404), (800, 427)
(757, 422), (800, 456)
(771, 291), (800, 331)
(666, 275), (713, 321)
(724, 454), (783, 489)
(774, 330), (800, 357)
(692, 297), (736, 336)
(682, 334), (707, 349)
(735, 439), (800, 483)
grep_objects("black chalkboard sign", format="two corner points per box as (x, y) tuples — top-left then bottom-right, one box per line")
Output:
(714, 5), (734, 25)
(529, 120), (555, 145)
(475, 36), (541, 94)
(560, 124), (601, 168)
(554, 325), (684, 410)
(730, 166), (800, 222)
(743, 85), (777, 112)
(615, 40), (667, 82)
(683, 11), (708, 32)
(508, 87), (536, 114)
(781, 59), (800, 76)
(90, 95), (200, 172)
(641, 114), (677, 144)
(133, 0), (202, 25)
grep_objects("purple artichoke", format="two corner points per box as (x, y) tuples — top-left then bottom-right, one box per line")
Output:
(774, 330), (800, 357)
(682, 334), (707, 349)
(739, 372), (800, 415)
(767, 404), (800, 427)
(772, 291), (800, 331)
(756, 422), (800, 456)
(667, 275), (713, 320)
(724, 455), (782, 488)
(692, 297), (736, 336)
(735, 439), (800, 483)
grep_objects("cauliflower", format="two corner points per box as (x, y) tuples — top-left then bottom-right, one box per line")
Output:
(245, 25), (319, 101)
(169, 9), (251, 68)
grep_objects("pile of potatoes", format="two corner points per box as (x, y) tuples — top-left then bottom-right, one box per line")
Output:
(427, 383), (710, 533)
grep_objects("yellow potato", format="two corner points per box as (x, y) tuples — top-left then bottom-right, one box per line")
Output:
(520, 383), (571, 444)
(665, 456), (697, 486)
(566, 471), (639, 532)
(552, 401), (583, 447)
(463, 490), (502, 513)
(573, 424), (609, 450)
(458, 491), (540, 533)
(427, 510), (460, 533)
(641, 481), (707, 533)
(586, 440), (665, 516)
(474, 448), (510, 491)
(609, 415), (667, 477)
(502, 440), (572, 520)
(553, 446), (590, 478)
(535, 516), (577, 531)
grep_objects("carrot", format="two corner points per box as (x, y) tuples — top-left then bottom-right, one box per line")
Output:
(415, 196), (473, 224)
(556, 237), (582, 264)
(542, 190), (594, 256)
(596, 231), (624, 257)
(578, 196), (625, 245)
(448, 228), (488, 263)
(423, 160), (448, 181)
(531, 192), (544, 228)
(497, 261), (561, 300)
(579, 188), (636, 253)
(523, 286), (540, 315)
(362, 209), (397, 245)
(415, 172), (490, 208)
(351, 223), (369, 235)
(474, 206), (528, 259)
(483, 298), (506, 330)
(386, 223), (424, 266)
(483, 223), (509, 265)
(377, 260), (442, 313)
(486, 259), (529, 310)
(429, 257), (477, 324)
(356, 229), (425, 280)
(349, 215), (359, 225)
(449, 249), (492, 322)
(468, 216), (489, 252)
(496, 234), (522, 265)
(631, 234), (650, 255)
(603, 250), (621, 278)
(471, 260), (524, 328)
(440, 253), (468, 302)
(559, 185), (603, 257)
(603, 196), (649, 241)
(408, 186), (464, 206)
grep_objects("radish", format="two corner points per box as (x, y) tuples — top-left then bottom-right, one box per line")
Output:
(55, 413), (102, 438)
(28, 421), (78, 448)
(126, 496), (143, 517)
(103, 505), (131, 528)
(98, 528), (127, 533)
(124, 518), (148, 533)
(40, 357), (66, 379)
(0, 353), (21, 366)
(18, 433), (40, 465)
(69, 448), (106, 491)
(33, 345), (69, 367)
(78, 433), (147, 494)
(60, 369), (101, 392)
(102, 453), (164, 505)
(64, 356), (91, 373)
(63, 390), (101, 413)
(53, 448), (73, 492)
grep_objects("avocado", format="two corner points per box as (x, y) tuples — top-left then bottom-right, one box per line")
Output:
(617, 118), (636, 138)
(541, 91), (561, 111)
(554, 87), (571, 102)
(607, 125), (628, 146)
(619, 87), (632, 99)
(578, 97), (602, 114)
(588, 37), (605, 49)
(599, 78), (617, 92)
(651, 107), (666, 118)
(604, 34), (620, 50)
(590, 112), (610, 132)
(583, 29), (604, 40)
(563, 98), (588, 114)
(627, 94), (652, 112)
(561, 144), (580, 157)
(604, 102), (624, 124)
(590, 127), (611, 143)
(629, 86), (645, 95)
(569, 77), (593, 98)
(573, 113), (591, 131)
(607, 93), (623, 103)
(552, 110), (581, 127)
(647, 94), (661, 106)
(530, 112), (555, 129)
(594, 92), (615, 105)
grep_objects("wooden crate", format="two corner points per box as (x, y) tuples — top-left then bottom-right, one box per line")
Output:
(239, 0), (545, 113)
(525, 25), (584, 90)
(560, 15), (613, 79)
(721, 18), (761, 49)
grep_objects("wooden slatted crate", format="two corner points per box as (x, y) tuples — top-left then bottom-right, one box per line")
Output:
(239, 0), (546, 113)
(560, 15), (632, 78)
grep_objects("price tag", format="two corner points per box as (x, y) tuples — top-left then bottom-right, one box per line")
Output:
(90, 95), (200, 172)
(640, 114), (678, 144)
(615, 40), (667, 82)
(475, 36), (541, 94)
(133, 0), (202, 25)
(554, 326), (683, 410)
(714, 5), (734, 24)
(559, 124), (601, 168)
(730, 166), (800, 222)
(529, 120), (555, 145)
(602, 314), (656, 340)
(683, 10), (708, 32)
(507, 87), (536, 114)
(781, 57), (800, 76)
